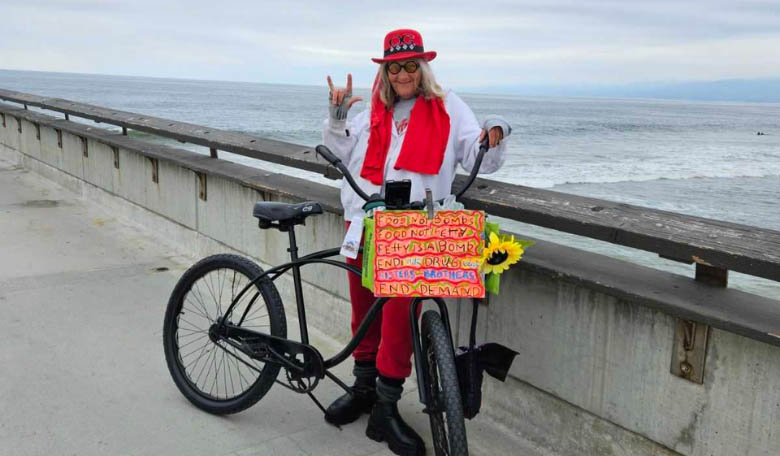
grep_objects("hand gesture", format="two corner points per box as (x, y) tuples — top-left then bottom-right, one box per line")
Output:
(327, 74), (363, 120)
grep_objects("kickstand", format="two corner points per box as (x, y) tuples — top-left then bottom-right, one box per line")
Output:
(308, 391), (341, 430)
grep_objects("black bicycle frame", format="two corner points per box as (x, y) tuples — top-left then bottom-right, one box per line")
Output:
(218, 223), (456, 410)
(218, 227), (394, 372)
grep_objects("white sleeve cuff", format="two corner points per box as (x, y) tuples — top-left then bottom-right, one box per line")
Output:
(328, 117), (349, 135)
(482, 115), (512, 137)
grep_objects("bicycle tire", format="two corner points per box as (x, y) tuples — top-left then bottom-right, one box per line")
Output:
(421, 310), (469, 456)
(163, 254), (286, 415)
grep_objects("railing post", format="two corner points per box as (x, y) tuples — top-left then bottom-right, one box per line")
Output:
(111, 146), (120, 169)
(197, 172), (207, 201)
(670, 262), (724, 384)
(147, 157), (159, 183)
(695, 263), (728, 287)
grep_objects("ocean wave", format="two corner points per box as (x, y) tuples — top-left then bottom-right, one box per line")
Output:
(499, 169), (780, 189)
(549, 172), (780, 187)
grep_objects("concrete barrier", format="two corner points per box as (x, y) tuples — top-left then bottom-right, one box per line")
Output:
(2, 103), (778, 456)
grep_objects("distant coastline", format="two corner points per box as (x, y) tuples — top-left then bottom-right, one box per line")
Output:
(2, 68), (779, 104)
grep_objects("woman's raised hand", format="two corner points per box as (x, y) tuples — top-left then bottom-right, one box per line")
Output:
(327, 74), (363, 112)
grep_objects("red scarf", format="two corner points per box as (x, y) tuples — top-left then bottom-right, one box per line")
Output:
(360, 73), (450, 186)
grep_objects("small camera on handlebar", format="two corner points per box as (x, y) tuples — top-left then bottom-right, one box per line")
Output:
(384, 180), (411, 209)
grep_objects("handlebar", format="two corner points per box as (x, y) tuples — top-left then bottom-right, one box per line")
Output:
(454, 137), (489, 200)
(315, 145), (373, 202)
(314, 144), (340, 167)
(316, 137), (490, 210)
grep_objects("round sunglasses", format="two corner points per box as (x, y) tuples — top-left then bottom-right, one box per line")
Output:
(386, 61), (419, 75)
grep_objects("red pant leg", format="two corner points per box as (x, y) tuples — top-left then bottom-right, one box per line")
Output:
(376, 297), (421, 379)
(344, 222), (421, 379)
(346, 223), (382, 362)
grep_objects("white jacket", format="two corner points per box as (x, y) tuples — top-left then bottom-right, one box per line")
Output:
(322, 90), (508, 221)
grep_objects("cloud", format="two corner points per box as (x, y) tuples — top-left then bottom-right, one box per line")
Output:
(1, 0), (779, 88)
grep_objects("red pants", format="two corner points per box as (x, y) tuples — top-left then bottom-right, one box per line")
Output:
(346, 223), (420, 379)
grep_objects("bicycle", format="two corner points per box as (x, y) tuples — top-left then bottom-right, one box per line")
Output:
(163, 140), (504, 456)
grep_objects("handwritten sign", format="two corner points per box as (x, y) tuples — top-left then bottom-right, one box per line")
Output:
(373, 210), (485, 298)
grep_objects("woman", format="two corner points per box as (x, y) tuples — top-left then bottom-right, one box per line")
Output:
(322, 29), (511, 456)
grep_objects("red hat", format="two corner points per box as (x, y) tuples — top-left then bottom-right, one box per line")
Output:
(371, 29), (437, 63)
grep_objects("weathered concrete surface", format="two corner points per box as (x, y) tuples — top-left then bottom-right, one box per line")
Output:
(0, 158), (548, 455)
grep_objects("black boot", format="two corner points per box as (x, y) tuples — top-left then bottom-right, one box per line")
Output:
(324, 361), (377, 426)
(366, 376), (425, 456)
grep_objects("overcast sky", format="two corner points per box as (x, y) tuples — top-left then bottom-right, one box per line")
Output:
(2, 0), (779, 90)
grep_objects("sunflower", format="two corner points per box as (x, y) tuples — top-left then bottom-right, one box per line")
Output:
(481, 232), (525, 274)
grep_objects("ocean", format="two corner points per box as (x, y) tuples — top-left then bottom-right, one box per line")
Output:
(1, 69), (778, 299)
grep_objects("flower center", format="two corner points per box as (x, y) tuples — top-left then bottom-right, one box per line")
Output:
(486, 250), (509, 265)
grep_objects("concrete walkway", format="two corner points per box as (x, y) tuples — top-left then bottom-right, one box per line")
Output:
(0, 157), (539, 456)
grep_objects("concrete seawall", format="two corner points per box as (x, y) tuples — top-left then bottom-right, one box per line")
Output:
(2, 104), (778, 455)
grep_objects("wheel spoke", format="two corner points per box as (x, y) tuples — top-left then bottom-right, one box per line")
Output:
(201, 271), (218, 313)
(221, 348), (229, 398)
(194, 344), (215, 387)
(183, 340), (212, 371)
(243, 313), (269, 322)
(226, 346), (236, 397)
(216, 268), (226, 317)
(178, 316), (207, 333)
(178, 334), (209, 350)
(243, 297), (268, 323)
(209, 344), (220, 395)
(190, 282), (214, 321)
(183, 299), (212, 322)
(176, 327), (207, 336)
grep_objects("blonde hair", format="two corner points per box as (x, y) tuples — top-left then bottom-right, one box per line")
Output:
(378, 59), (446, 106)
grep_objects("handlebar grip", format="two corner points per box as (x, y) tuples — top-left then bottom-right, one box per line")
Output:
(478, 136), (490, 153)
(315, 145), (341, 166)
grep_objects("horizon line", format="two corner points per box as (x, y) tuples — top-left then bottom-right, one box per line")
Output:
(1, 67), (779, 105)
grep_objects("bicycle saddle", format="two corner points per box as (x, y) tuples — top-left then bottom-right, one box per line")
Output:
(253, 201), (323, 230)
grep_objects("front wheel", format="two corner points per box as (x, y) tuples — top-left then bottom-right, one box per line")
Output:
(421, 310), (468, 456)
(163, 254), (286, 415)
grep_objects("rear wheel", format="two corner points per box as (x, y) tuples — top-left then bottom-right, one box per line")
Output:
(163, 254), (286, 415)
(421, 310), (468, 456)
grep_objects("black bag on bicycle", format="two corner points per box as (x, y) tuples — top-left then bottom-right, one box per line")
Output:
(454, 298), (518, 419)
